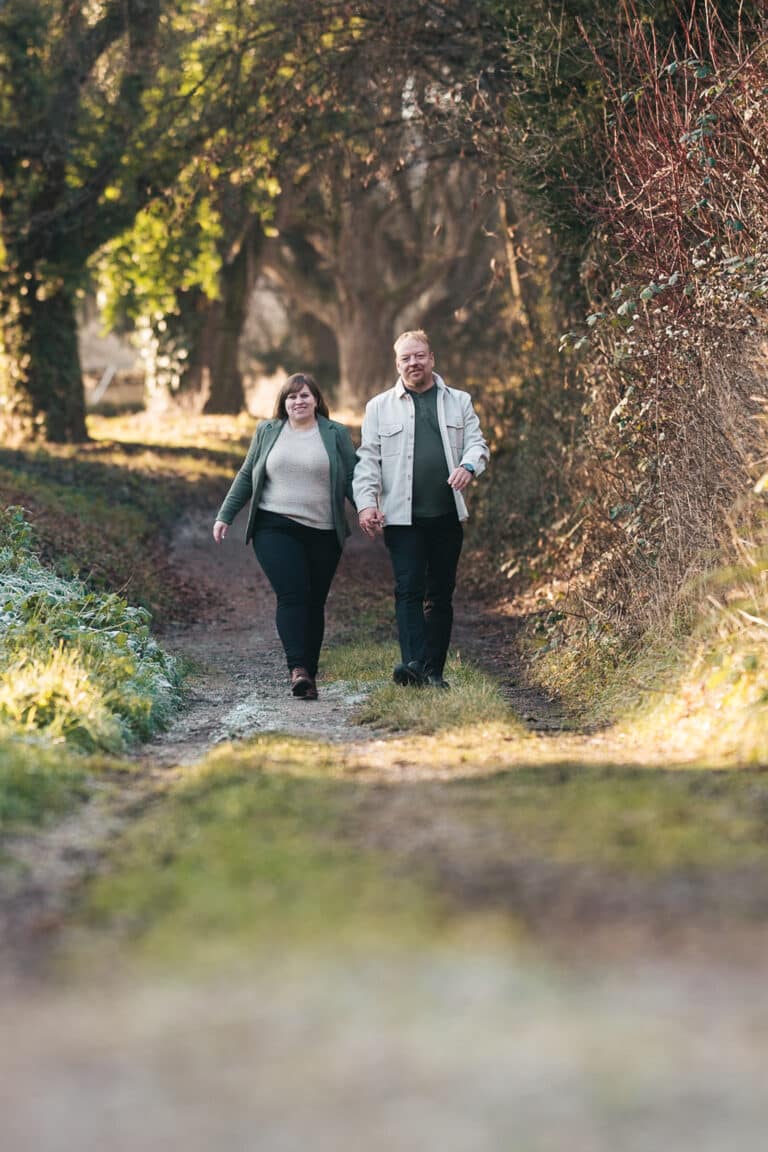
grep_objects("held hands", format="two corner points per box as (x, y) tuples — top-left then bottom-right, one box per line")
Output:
(212, 520), (228, 544)
(359, 507), (385, 538)
(448, 465), (474, 493)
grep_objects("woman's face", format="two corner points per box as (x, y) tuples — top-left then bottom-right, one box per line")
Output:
(285, 383), (318, 424)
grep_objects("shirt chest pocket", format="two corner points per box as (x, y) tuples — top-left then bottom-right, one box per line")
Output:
(380, 423), (404, 457)
(445, 420), (464, 455)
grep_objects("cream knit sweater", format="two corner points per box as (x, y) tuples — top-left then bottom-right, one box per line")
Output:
(258, 423), (334, 529)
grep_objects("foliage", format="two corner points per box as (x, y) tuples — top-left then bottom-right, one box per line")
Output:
(0, 506), (181, 751)
(0, 0), (369, 438)
(95, 151), (280, 409)
(549, 1), (768, 641)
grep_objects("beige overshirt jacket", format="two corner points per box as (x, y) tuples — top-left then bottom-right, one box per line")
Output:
(352, 373), (490, 525)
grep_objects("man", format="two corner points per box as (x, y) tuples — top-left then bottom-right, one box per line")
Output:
(353, 329), (489, 688)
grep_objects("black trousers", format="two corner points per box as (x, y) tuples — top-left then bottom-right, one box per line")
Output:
(251, 510), (341, 676)
(383, 513), (464, 677)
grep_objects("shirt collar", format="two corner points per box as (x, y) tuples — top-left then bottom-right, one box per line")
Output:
(395, 372), (446, 397)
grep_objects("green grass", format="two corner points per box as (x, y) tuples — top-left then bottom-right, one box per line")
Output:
(0, 414), (266, 834)
(64, 734), (768, 978)
(0, 736), (88, 831)
(322, 631), (516, 735)
(70, 735), (456, 971)
(0, 508), (182, 753)
(0, 499), (183, 832)
(354, 653), (514, 734)
(0, 422), (244, 622)
(444, 764), (768, 873)
(321, 639), (400, 683)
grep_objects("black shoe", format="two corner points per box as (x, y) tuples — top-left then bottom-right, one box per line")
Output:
(426, 673), (450, 690)
(393, 661), (425, 687)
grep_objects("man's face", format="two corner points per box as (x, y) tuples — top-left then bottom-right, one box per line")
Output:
(395, 338), (434, 390)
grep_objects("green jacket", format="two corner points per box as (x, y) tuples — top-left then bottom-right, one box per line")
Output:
(216, 415), (358, 550)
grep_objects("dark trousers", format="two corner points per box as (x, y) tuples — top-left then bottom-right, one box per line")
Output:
(383, 513), (464, 677)
(252, 510), (341, 676)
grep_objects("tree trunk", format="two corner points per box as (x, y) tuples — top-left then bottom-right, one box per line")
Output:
(204, 217), (264, 414)
(202, 269), (245, 414)
(1, 278), (88, 442)
(335, 296), (397, 411)
(168, 288), (219, 409)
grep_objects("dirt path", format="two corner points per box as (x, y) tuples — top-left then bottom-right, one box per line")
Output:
(3, 509), (768, 1151)
(142, 510), (385, 760)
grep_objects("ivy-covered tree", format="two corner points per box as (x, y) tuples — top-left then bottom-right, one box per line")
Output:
(0, 0), (369, 440)
(0, 0), (167, 440)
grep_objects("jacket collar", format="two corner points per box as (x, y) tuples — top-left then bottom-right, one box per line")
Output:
(395, 372), (446, 398)
(263, 414), (332, 430)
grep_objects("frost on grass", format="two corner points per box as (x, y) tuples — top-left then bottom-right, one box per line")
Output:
(0, 507), (181, 752)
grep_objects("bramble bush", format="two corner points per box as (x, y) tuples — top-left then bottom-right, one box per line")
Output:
(552, 0), (768, 644)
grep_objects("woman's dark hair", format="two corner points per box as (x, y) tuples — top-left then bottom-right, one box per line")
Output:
(273, 372), (329, 420)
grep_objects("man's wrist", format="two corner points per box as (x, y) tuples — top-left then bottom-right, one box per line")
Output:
(461, 462), (475, 475)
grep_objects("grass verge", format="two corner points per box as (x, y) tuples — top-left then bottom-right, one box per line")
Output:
(517, 522), (768, 767)
(322, 640), (518, 735)
(0, 413), (251, 622)
(0, 413), (261, 835)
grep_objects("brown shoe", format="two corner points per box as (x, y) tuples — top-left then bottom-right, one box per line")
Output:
(291, 667), (313, 697)
(304, 677), (318, 701)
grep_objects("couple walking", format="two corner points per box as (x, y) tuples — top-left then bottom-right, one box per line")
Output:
(213, 329), (489, 700)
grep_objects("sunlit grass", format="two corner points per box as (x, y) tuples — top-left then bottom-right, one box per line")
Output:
(321, 638), (399, 683)
(0, 648), (124, 753)
(355, 654), (515, 734)
(533, 619), (768, 768)
(87, 409), (257, 455)
(526, 536), (768, 769)
(0, 508), (181, 830)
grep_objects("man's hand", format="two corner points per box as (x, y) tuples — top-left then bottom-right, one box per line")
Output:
(213, 520), (228, 544)
(359, 507), (385, 538)
(448, 466), (474, 493)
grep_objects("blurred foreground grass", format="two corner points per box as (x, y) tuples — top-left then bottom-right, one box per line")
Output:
(65, 724), (768, 977)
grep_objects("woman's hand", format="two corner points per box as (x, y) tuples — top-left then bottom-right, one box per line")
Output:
(213, 520), (228, 544)
(359, 507), (385, 538)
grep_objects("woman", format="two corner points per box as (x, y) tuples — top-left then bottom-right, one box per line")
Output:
(213, 373), (357, 700)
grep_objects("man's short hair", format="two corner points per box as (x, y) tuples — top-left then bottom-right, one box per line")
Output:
(394, 329), (431, 357)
